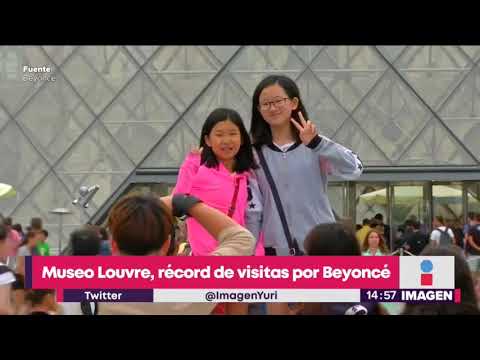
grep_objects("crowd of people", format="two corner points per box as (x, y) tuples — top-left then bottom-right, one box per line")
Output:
(1, 74), (478, 316)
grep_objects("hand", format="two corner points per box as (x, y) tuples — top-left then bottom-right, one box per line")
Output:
(290, 111), (318, 145)
(190, 146), (203, 156)
(159, 195), (173, 213)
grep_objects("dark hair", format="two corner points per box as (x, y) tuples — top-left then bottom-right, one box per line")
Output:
(304, 223), (361, 256)
(250, 75), (308, 146)
(302, 223), (383, 315)
(199, 108), (257, 173)
(99, 227), (109, 241)
(41, 229), (48, 237)
(374, 213), (383, 221)
(21, 231), (37, 247)
(70, 228), (101, 256)
(108, 193), (174, 256)
(475, 213), (480, 222)
(12, 224), (23, 235)
(3, 217), (12, 227)
(434, 215), (445, 225)
(369, 218), (382, 229)
(362, 218), (370, 226)
(362, 230), (389, 254)
(404, 219), (414, 228)
(26, 289), (55, 306)
(412, 221), (421, 230)
(355, 224), (362, 231)
(30, 217), (43, 230)
(0, 224), (7, 242)
(403, 245), (479, 315)
(12, 273), (25, 291)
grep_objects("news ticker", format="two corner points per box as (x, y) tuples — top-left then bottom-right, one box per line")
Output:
(24, 255), (456, 304)
(59, 288), (461, 303)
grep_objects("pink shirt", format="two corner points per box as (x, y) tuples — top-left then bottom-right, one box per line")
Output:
(174, 153), (264, 256)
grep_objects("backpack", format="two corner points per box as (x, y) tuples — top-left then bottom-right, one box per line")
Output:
(436, 227), (453, 246)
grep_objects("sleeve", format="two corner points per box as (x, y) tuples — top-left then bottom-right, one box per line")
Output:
(245, 174), (263, 243)
(307, 135), (363, 180)
(430, 230), (439, 243)
(173, 153), (202, 195)
(0, 266), (15, 286)
(211, 225), (255, 256)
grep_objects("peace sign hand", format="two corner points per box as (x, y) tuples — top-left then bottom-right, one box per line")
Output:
(290, 111), (318, 145)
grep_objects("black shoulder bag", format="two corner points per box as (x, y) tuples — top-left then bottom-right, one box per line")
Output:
(256, 147), (304, 256)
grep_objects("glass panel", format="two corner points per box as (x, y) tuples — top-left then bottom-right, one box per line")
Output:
(101, 72), (179, 164)
(311, 46), (388, 112)
(62, 46), (139, 114)
(355, 183), (388, 225)
(207, 46), (240, 64)
(182, 74), (251, 136)
(467, 182), (480, 214)
(391, 184), (428, 250)
(352, 70), (432, 163)
(43, 46), (76, 66)
(0, 46), (57, 115)
(125, 46), (159, 66)
(145, 46), (221, 112)
(229, 46), (305, 96)
(141, 120), (199, 168)
(439, 68), (480, 162)
(398, 120), (476, 166)
(16, 73), (95, 164)
(333, 120), (391, 166)
(432, 182), (463, 227)
(376, 46), (406, 63)
(397, 46), (471, 110)
(296, 69), (349, 138)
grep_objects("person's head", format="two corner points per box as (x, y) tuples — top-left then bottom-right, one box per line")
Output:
(468, 212), (475, 222)
(99, 227), (109, 241)
(108, 193), (174, 256)
(474, 213), (480, 225)
(403, 245), (479, 315)
(26, 289), (56, 312)
(412, 220), (421, 232)
(304, 223), (360, 256)
(199, 108), (256, 173)
(69, 227), (101, 256)
(433, 215), (445, 228)
(404, 219), (414, 232)
(0, 224), (8, 256)
(22, 231), (40, 249)
(30, 217), (43, 231)
(3, 217), (12, 230)
(368, 218), (384, 233)
(251, 75), (308, 146)
(37, 229), (48, 244)
(12, 224), (23, 236)
(355, 224), (362, 231)
(374, 213), (384, 223)
(362, 218), (370, 226)
(362, 230), (388, 254)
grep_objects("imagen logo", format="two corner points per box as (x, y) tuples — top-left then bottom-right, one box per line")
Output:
(420, 259), (433, 286)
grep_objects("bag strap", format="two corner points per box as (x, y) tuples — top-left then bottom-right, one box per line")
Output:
(227, 177), (241, 218)
(256, 147), (299, 255)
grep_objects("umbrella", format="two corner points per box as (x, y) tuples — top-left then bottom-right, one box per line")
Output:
(0, 183), (16, 199)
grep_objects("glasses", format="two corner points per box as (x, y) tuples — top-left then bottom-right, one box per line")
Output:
(258, 97), (289, 111)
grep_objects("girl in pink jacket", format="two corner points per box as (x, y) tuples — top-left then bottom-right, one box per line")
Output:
(173, 108), (264, 257)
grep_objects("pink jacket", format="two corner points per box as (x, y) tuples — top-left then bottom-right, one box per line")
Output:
(173, 153), (264, 256)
